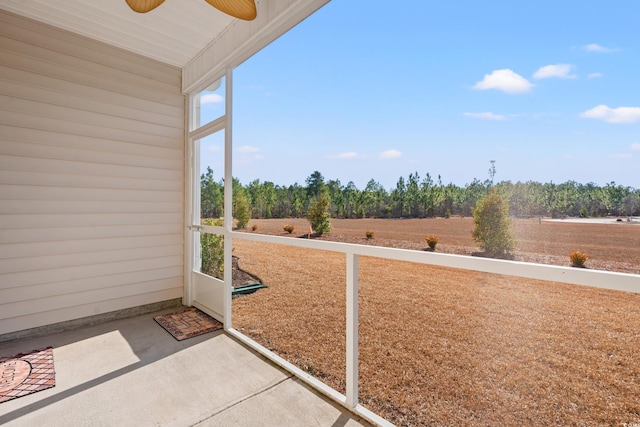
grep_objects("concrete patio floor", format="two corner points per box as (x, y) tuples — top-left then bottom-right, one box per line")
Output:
(0, 307), (372, 426)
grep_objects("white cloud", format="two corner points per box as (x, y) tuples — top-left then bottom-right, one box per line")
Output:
(237, 145), (261, 153)
(463, 112), (508, 121)
(327, 151), (358, 160)
(379, 149), (402, 159)
(234, 146), (264, 166)
(508, 112), (545, 120)
(581, 105), (640, 124)
(583, 43), (618, 53)
(533, 64), (576, 80)
(473, 69), (533, 94)
(233, 145), (264, 166)
(200, 93), (224, 104)
(610, 143), (640, 159)
(587, 72), (603, 79)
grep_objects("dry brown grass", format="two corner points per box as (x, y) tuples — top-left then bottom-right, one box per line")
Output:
(233, 218), (640, 426)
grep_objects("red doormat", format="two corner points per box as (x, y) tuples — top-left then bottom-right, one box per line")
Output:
(1, 347), (55, 404)
(154, 308), (223, 341)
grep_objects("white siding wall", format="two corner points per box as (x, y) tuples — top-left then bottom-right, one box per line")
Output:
(0, 11), (185, 335)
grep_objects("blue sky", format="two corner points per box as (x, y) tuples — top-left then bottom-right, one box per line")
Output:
(201, 0), (640, 189)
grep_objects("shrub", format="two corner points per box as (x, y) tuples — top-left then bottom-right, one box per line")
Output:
(425, 234), (439, 250)
(365, 230), (375, 239)
(251, 224), (258, 231)
(472, 190), (516, 257)
(569, 250), (589, 268)
(307, 192), (332, 236)
(201, 218), (224, 279)
(283, 224), (295, 234)
(234, 190), (250, 229)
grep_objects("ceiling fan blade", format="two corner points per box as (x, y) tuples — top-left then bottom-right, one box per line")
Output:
(125, 0), (166, 13)
(204, 0), (257, 21)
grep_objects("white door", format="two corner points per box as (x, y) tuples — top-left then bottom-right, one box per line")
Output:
(189, 128), (227, 321)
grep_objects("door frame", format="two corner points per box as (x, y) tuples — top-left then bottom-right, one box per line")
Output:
(184, 69), (234, 328)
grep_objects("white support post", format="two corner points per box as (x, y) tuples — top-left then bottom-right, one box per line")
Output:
(223, 68), (234, 330)
(184, 94), (200, 306)
(193, 124), (202, 273)
(346, 252), (359, 408)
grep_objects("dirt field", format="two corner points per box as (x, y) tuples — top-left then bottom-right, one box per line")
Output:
(241, 217), (640, 274)
(231, 218), (640, 426)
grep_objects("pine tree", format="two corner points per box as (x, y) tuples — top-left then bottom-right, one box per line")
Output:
(307, 191), (332, 236)
(234, 189), (251, 229)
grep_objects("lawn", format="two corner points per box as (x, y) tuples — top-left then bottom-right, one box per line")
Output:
(231, 218), (640, 426)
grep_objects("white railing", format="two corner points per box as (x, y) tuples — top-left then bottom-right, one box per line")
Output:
(223, 230), (640, 427)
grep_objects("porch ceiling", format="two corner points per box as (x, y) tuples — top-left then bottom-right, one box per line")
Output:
(0, 0), (236, 67)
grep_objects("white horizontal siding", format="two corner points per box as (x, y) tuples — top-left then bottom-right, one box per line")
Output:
(0, 66), (182, 120)
(1, 77), (183, 129)
(0, 10), (182, 84)
(0, 155), (183, 181)
(0, 169), (183, 192)
(1, 267), (183, 305)
(0, 200), (182, 215)
(0, 144), (181, 175)
(2, 256), (182, 290)
(2, 277), (183, 319)
(0, 224), (182, 245)
(0, 96), (183, 139)
(0, 245), (182, 276)
(0, 185), (181, 202)
(0, 10), (185, 335)
(0, 235), (181, 259)
(0, 289), (183, 337)
(0, 125), (183, 159)
(0, 213), (183, 229)
(0, 36), (180, 94)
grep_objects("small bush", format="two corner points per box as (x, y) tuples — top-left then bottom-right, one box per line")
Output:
(283, 224), (295, 234)
(251, 224), (258, 231)
(365, 230), (375, 239)
(472, 190), (515, 257)
(201, 218), (224, 279)
(425, 235), (439, 250)
(234, 190), (250, 229)
(569, 250), (589, 268)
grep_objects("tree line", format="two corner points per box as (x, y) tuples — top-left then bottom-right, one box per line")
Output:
(200, 167), (640, 220)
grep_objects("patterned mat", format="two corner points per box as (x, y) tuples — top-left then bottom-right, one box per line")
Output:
(154, 308), (223, 341)
(1, 347), (55, 403)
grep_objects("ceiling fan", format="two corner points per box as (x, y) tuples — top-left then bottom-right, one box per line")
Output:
(125, 0), (257, 21)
